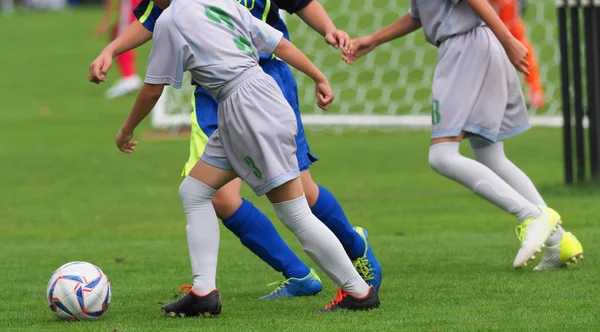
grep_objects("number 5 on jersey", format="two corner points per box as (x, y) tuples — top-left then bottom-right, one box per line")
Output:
(205, 6), (254, 56)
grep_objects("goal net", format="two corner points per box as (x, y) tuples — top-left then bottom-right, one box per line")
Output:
(151, 1), (561, 130)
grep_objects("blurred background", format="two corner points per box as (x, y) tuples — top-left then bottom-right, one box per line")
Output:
(0, 1), (598, 331)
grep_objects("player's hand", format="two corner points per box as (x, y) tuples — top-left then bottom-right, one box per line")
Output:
(94, 19), (111, 38)
(89, 51), (113, 84)
(115, 129), (138, 154)
(325, 29), (351, 53)
(315, 80), (334, 111)
(503, 37), (530, 76)
(342, 35), (376, 64)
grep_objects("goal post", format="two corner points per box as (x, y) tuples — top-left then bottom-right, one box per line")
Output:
(150, 2), (563, 130)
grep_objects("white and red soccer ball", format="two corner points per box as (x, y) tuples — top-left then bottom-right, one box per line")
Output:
(46, 261), (111, 321)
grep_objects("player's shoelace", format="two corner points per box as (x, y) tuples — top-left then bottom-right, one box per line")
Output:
(353, 257), (374, 281)
(324, 289), (347, 310)
(177, 285), (193, 294)
(265, 279), (290, 296)
(515, 220), (532, 242)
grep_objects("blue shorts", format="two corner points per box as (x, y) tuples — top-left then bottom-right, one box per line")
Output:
(191, 59), (317, 171)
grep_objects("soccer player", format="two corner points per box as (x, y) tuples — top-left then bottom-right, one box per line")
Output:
(343, 0), (583, 270)
(114, 0), (380, 314)
(489, 0), (545, 109)
(94, 0), (143, 99)
(89, 0), (382, 298)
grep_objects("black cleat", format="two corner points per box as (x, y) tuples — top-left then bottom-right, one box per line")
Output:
(161, 286), (221, 318)
(320, 286), (380, 312)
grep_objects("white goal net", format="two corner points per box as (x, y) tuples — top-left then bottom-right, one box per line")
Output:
(151, 1), (562, 129)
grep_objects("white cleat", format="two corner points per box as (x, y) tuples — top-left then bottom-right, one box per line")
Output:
(534, 232), (584, 271)
(513, 207), (561, 269)
(105, 75), (143, 99)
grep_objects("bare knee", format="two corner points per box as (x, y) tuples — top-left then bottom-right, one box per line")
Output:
(211, 179), (243, 220)
(300, 171), (319, 207)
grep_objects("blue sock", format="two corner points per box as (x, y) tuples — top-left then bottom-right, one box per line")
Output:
(311, 185), (365, 260)
(221, 199), (310, 279)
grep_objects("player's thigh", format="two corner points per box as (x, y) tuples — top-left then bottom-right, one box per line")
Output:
(188, 160), (237, 191)
(195, 128), (238, 189)
(266, 177), (304, 203)
(219, 73), (300, 197)
(212, 178), (243, 220)
(431, 133), (466, 146)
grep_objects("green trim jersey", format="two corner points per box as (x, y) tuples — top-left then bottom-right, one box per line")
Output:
(145, 0), (284, 99)
(409, 0), (483, 47)
(134, 0), (311, 61)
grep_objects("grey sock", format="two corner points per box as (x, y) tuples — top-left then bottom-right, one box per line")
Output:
(429, 142), (541, 222)
(470, 138), (565, 244)
(273, 195), (369, 296)
(179, 176), (219, 295)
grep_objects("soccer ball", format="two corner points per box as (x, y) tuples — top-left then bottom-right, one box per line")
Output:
(46, 261), (111, 321)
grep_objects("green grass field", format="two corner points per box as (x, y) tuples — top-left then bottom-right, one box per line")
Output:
(1, 7), (599, 332)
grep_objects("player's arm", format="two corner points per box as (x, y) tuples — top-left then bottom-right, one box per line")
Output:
(89, 0), (162, 83)
(115, 20), (186, 153)
(465, 0), (530, 75)
(89, 20), (152, 84)
(116, 83), (164, 153)
(94, 0), (116, 37)
(273, 39), (333, 110)
(239, 5), (333, 109)
(293, 0), (349, 50)
(342, 13), (421, 64)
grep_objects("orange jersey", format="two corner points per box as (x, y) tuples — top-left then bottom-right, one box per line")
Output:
(489, 0), (544, 107)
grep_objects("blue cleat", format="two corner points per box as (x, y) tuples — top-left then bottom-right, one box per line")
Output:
(352, 227), (382, 291)
(260, 269), (322, 299)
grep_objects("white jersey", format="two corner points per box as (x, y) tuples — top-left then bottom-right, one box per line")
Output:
(409, 0), (483, 47)
(144, 0), (284, 99)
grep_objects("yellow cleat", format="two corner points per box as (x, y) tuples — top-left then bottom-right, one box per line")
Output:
(534, 232), (584, 271)
(514, 207), (561, 269)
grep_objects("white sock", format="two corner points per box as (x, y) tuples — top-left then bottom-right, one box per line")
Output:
(470, 139), (546, 206)
(470, 139), (565, 245)
(273, 195), (369, 296)
(429, 142), (541, 222)
(179, 176), (219, 295)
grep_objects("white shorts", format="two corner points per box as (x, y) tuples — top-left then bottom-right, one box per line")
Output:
(201, 67), (300, 196)
(431, 26), (529, 142)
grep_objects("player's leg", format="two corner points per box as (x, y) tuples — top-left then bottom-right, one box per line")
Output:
(262, 59), (381, 290)
(300, 170), (381, 290)
(429, 27), (558, 268)
(186, 88), (321, 298)
(212, 179), (322, 299)
(105, 0), (142, 99)
(162, 156), (238, 317)
(266, 179), (378, 311)
(469, 137), (583, 269)
(429, 135), (539, 222)
(495, 0), (544, 109)
(222, 73), (378, 311)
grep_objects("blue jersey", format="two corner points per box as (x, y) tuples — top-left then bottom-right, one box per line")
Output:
(134, 0), (310, 61)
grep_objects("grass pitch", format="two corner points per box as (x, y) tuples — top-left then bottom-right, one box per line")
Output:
(0, 7), (598, 332)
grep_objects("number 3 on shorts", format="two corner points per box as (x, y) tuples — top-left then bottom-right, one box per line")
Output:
(244, 156), (262, 179)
